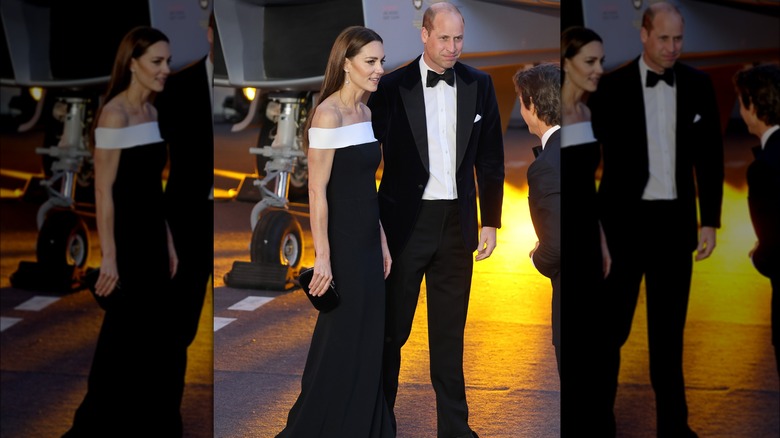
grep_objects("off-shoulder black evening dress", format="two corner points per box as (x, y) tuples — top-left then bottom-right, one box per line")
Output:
(277, 122), (394, 437)
(64, 122), (177, 437)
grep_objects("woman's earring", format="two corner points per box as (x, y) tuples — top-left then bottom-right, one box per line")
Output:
(345, 72), (350, 85)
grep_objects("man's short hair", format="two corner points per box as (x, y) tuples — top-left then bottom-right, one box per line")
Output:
(735, 63), (780, 126)
(513, 63), (562, 127)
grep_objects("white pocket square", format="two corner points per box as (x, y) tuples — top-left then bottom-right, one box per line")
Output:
(474, 114), (482, 123)
(693, 114), (701, 123)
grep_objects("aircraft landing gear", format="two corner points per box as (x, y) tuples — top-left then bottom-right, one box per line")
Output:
(224, 95), (308, 291)
(10, 97), (94, 293)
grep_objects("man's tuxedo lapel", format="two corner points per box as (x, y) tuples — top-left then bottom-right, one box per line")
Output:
(624, 58), (650, 167)
(674, 63), (693, 151)
(399, 62), (430, 170)
(455, 62), (476, 170)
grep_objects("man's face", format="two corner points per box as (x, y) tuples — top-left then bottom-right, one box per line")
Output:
(640, 10), (683, 72)
(421, 10), (464, 73)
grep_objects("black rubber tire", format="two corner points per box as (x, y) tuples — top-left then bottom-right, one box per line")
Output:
(250, 209), (303, 269)
(36, 209), (90, 273)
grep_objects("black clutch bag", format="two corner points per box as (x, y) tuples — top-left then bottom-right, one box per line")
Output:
(296, 267), (339, 312)
(83, 268), (123, 311)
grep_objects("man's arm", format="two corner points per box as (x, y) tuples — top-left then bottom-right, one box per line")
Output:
(693, 71), (725, 230)
(474, 73), (505, 231)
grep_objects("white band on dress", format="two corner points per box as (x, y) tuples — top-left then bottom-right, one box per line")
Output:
(94, 122), (164, 149)
(308, 121), (376, 150)
(561, 121), (597, 148)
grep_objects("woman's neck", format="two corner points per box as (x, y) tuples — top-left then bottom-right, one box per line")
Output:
(562, 82), (585, 109)
(337, 85), (365, 113)
(124, 84), (152, 109)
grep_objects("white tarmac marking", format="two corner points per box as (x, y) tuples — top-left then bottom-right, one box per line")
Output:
(0, 317), (22, 332)
(228, 296), (274, 311)
(214, 317), (237, 332)
(15, 296), (60, 311)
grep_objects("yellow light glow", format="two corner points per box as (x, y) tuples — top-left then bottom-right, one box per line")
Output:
(29, 87), (43, 101)
(242, 87), (257, 101)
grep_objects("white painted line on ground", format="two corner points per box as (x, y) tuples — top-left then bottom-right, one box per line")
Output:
(0, 317), (23, 332)
(15, 296), (60, 311)
(228, 296), (274, 311)
(214, 317), (236, 332)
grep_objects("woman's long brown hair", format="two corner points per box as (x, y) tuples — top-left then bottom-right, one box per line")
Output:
(302, 26), (383, 153)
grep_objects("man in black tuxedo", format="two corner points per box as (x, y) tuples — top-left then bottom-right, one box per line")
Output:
(588, 3), (724, 436)
(513, 63), (561, 373)
(154, 11), (215, 434)
(367, 3), (504, 437)
(735, 63), (780, 377)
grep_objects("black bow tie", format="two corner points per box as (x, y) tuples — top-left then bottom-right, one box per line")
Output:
(532, 145), (543, 158)
(426, 69), (455, 87)
(646, 69), (674, 87)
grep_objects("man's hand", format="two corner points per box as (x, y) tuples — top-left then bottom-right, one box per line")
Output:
(475, 226), (497, 261)
(695, 226), (717, 261)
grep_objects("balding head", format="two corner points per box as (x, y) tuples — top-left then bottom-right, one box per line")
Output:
(422, 2), (464, 33)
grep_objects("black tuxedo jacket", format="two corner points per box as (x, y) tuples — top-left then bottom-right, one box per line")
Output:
(156, 56), (214, 254)
(367, 56), (505, 257)
(589, 57), (724, 251)
(748, 129), (780, 278)
(528, 129), (561, 283)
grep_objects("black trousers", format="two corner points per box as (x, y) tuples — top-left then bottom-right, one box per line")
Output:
(603, 200), (695, 436)
(383, 200), (474, 438)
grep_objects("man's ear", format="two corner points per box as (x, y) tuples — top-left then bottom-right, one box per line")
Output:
(748, 101), (758, 117)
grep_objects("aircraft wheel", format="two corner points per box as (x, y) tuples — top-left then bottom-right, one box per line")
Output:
(36, 209), (90, 274)
(250, 209), (303, 269)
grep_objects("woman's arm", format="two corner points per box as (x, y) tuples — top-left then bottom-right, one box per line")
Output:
(306, 106), (339, 296)
(92, 107), (125, 296)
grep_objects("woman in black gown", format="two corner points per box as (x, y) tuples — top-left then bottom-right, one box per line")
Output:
(560, 26), (614, 434)
(63, 26), (180, 437)
(276, 26), (394, 437)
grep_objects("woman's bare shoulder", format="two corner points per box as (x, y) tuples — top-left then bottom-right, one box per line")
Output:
(98, 101), (129, 129)
(311, 101), (342, 129)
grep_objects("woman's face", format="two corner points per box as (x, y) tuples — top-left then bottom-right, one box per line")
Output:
(130, 40), (171, 93)
(345, 41), (385, 93)
(564, 40), (604, 93)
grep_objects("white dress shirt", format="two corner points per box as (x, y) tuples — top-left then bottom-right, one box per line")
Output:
(541, 125), (561, 149)
(640, 55), (677, 200)
(761, 125), (780, 150)
(419, 56), (458, 200)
